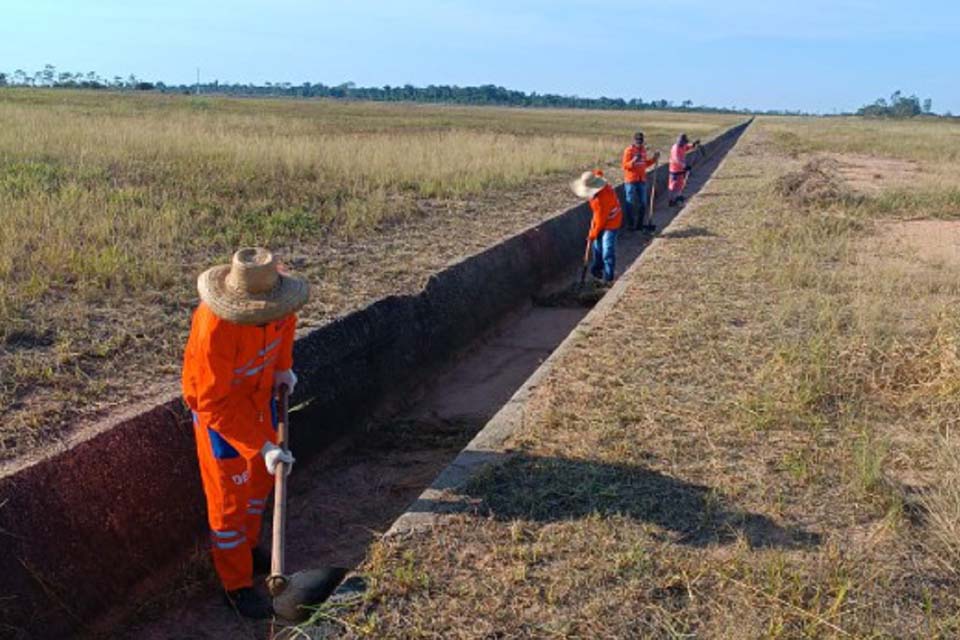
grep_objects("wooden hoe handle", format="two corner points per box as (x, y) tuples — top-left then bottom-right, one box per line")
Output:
(267, 385), (290, 597)
(649, 159), (659, 219)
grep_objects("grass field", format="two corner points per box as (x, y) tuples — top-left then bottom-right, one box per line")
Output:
(323, 116), (960, 637)
(0, 89), (738, 461)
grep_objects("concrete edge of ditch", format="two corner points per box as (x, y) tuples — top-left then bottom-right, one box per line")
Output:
(0, 120), (750, 639)
(335, 116), (752, 583)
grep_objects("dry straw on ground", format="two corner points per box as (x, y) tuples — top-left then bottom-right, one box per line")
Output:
(0, 89), (738, 460)
(320, 116), (960, 638)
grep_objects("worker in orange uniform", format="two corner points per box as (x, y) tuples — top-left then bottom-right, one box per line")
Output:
(571, 169), (623, 283)
(621, 131), (660, 232)
(668, 133), (701, 206)
(182, 247), (309, 619)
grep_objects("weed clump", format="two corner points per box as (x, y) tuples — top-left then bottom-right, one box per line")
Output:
(775, 158), (861, 208)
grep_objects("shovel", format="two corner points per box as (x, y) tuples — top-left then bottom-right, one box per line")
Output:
(266, 385), (348, 622)
(641, 157), (660, 234)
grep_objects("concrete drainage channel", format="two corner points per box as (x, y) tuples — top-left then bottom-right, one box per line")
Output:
(0, 120), (750, 640)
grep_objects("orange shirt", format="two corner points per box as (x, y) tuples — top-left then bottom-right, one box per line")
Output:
(182, 303), (296, 458)
(588, 184), (623, 240)
(621, 144), (657, 183)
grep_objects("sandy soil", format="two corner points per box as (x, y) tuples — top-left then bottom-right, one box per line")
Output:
(870, 219), (960, 268)
(821, 151), (920, 194)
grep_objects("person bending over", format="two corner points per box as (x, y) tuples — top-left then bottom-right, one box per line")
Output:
(571, 170), (623, 284)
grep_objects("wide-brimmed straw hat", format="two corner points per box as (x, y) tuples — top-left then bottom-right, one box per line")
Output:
(570, 170), (607, 199)
(198, 247), (309, 325)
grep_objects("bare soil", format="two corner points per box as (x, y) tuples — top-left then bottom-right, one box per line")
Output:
(822, 151), (921, 194)
(869, 219), (960, 269)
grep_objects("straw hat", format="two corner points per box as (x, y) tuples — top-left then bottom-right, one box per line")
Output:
(197, 247), (309, 325)
(570, 170), (607, 199)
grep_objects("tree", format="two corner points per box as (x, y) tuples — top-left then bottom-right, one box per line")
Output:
(858, 92), (929, 118)
(923, 98), (933, 114)
(41, 64), (55, 86)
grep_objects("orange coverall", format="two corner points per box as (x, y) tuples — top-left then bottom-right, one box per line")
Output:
(621, 144), (657, 183)
(182, 302), (296, 591)
(669, 142), (696, 194)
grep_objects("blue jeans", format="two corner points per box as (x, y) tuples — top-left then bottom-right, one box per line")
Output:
(591, 229), (618, 282)
(624, 181), (647, 229)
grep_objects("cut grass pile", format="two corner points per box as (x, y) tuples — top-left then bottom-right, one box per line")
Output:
(764, 115), (960, 221)
(318, 117), (960, 637)
(774, 157), (862, 208)
(0, 89), (738, 461)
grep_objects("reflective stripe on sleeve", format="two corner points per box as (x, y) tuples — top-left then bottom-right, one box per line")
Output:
(213, 537), (245, 550)
(241, 356), (276, 378)
(259, 338), (282, 357)
(233, 357), (256, 374)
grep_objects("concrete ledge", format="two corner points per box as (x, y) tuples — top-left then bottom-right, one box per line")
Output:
(0, 120), (750, 638)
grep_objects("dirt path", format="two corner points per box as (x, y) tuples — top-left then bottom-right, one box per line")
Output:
(92, 133), (743, 640)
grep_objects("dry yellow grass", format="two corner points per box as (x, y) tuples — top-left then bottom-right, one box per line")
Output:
(0, 88), (737, 460)
(320, 116), (960, 637)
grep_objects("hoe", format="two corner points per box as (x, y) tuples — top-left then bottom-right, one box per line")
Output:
(578, 238), (591, 288)
(641, 157), (660, 234)
(266, 386), (348, 622)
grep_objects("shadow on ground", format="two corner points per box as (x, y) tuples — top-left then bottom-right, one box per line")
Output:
(421, 452), (821, 550)
(658, 226), (717, 240)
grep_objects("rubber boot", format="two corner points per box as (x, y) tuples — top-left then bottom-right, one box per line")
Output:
(224, 587), (274, 619)
(252, 546), (271, 576)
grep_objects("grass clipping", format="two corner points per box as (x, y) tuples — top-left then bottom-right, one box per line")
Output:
(775, 157), (862, 208)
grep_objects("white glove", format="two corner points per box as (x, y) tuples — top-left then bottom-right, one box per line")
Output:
(261, 441), (295, 476)
(273, 369), (298, 396)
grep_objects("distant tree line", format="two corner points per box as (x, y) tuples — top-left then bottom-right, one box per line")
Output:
(1, 64), (773, 113)
(0, 64), (156, 91)
(167, 80), (780, 114)
(5, 64), (951, 118)
(0, 64), (812, 115)
(857, 90), (943, 118)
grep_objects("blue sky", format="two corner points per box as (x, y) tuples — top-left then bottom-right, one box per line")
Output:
(1, 0), (958, 113)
